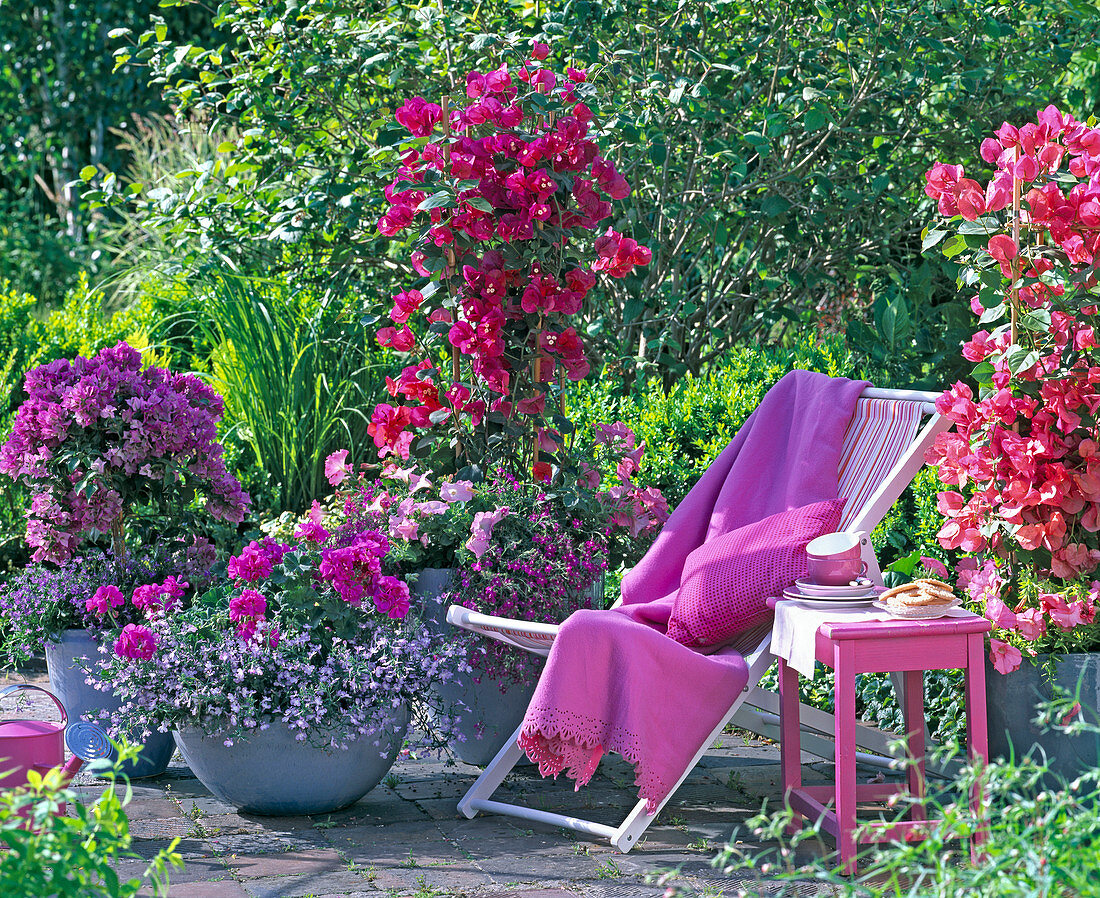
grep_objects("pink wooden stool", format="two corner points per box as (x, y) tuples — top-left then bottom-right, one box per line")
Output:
(774, 601), (991, 873)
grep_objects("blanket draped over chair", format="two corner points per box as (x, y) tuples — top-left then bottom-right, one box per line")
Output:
(517, 371), (869, 811)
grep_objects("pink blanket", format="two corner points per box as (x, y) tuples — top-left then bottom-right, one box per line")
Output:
(518, 371), (867, 812)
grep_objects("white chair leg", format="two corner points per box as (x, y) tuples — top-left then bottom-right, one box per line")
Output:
(457, 722), (527, 819)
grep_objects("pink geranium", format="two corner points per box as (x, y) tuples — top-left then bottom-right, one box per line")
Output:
(114, 624), (157, 661)
(227, 542), (274, 583)
(86, 584), (125, 614)
(229, 588), (267, 622)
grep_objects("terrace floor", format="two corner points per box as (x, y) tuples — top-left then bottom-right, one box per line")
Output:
(2, 671), (879, 898)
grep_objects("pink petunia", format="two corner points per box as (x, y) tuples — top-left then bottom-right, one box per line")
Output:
(989, 639), (1023, 675)
(295, 518), (330, 543)
(324, 449), (351, 487)
(985, 597), (1018, 630)
(1015, 608), (1047, 641)
(920, 556), (950, 579)
(440, 480), (475, 503)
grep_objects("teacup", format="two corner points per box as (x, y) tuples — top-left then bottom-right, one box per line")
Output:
(806, 531), (867, 586)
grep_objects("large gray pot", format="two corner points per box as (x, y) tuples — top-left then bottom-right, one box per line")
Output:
(986, 652), (1100, 780)
(413, 568), (607, 766)
(174, 707), (409, 816)
(45, 629), (175, 778)
(414, 568), (538, 765)
(437, 671), (539, 766)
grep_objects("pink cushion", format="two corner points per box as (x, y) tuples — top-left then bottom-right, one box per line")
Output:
(666, 498), (846, 649)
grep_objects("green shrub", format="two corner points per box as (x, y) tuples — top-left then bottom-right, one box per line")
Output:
(572, 336), (880, 509)
(0, 754), (182, 896)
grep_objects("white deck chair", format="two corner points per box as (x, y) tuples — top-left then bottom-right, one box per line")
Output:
(446, 384), (948, 852)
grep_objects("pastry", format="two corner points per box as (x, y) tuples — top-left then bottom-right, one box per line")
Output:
(879, 579), (957, 608)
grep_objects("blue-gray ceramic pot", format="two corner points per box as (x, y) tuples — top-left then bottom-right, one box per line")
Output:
(45, 629), (175, 778)
(173, 706), (409, 816)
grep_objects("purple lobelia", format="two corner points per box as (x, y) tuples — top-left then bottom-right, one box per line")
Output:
(0, 341), (249, 564)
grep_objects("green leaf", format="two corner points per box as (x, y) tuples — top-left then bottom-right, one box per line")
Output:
(978, 303), (1005, 324)
(465, 196), (494, 213)
(941, 235), (967, 259)
(79, 165), (97, 181)
(1018, 308), (1052, 332)
(760, 195), (791, 218)
(921, 228), (948, 252)
(417, 191), (454, 212)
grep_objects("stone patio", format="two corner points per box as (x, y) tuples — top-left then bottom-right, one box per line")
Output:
(2, 671), (876, 897)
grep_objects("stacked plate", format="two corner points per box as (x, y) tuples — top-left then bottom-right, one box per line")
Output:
(782, 578), (878, 609)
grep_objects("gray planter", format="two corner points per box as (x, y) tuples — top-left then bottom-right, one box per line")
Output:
(986, 652), (1100, 780)
(174, 707), (409, 816)
(437, 671), (539, 766)
(45, 629), (175, 778)
(414, 568), (605, 766)
(412, 567), (457, 634)
(412, 567), (540, 765)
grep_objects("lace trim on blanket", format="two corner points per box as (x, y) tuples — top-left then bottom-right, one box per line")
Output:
(518, 704), (669, 814)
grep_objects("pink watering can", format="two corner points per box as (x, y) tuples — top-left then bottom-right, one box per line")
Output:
(0, 684), (114, 811)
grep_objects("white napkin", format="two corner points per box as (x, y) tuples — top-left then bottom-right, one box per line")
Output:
(771, 600), (890, 678)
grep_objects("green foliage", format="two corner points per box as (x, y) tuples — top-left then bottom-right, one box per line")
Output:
(571, 336), (881, 508)
(0, 753), (182, 896)
(195, 273), (386, 514)
(94, 0), (1100, 389)
(706, 693), (1100, 896)
(0, 200), (89, 302)
(870, 465), (950, 573)
(0, 1), (214, 301)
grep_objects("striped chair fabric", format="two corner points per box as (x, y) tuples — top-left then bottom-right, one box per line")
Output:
(835, 397), (927, 531)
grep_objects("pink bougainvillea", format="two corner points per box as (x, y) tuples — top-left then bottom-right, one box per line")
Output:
(0, 342), (249, 564)
(371, 49), (650, 483)
(924, 105), (1100, 667)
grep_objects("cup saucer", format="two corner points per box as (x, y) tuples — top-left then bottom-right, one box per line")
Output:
(794, 578), (875, 597)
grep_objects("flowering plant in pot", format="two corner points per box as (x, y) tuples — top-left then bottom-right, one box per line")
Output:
(431, 421), (668, 764)
(0, 341), (249, 565)
(922, 105), (1100, 773)
(922, 105), (1100, 668)
(0, 341), (248, 776)
(97, 504), (470, 814)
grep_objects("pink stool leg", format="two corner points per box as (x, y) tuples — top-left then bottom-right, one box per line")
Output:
(834, 641), (858, 873)
(965, 632), (989, 858)
(901, 669), (927, 822)
(778, 658), (803, 835)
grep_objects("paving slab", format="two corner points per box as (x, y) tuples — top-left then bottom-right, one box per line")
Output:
(2, 670), (860, 897)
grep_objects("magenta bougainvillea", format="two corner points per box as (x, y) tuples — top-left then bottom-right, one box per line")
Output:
(0, 342), (249, 563)
(923, 105), (1100, 669)
(370, 44), (649, 479)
